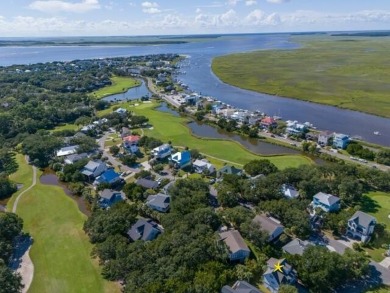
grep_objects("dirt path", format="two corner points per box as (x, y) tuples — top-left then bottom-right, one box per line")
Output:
(12, 157), (36, 293)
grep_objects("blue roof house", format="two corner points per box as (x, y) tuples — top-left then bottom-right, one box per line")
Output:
(93, 169), (121, 186)
(333, 133), (350, 149)
(170, 151), (191, 169)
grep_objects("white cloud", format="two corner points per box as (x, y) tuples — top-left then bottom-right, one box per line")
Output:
(141, 1), (161, 14)
(267, 0), (290, 4)
(141, 2), (159, 8)
(1, 9), (390, 36)
(29, 0), (100, 13)
(196, 8), (202, 14)
(227, 0), (241, 6)
(245, 0), (257, 6)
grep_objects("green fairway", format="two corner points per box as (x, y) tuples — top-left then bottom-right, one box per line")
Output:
(11, 157), (119, 293)
(100, 101), (312, 169)
(90, 76), (141, 99)
(52, 123), (79, 133)
(212, 36), (390, 118)
(361, 191), (390, 261)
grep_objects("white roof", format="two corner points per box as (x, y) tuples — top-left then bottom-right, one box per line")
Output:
(56, 145), (78, 157)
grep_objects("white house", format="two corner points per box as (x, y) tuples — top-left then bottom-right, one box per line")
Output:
(193, 159), (216, 174)
(56, 145), (78, 157)
(152, 144), (172, 159)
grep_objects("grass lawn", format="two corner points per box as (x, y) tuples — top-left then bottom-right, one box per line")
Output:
(365, 286), (390, 293)
(52, 123), (79, 133)
(90, 76), (141, 99)
(11, 157), (119, 293)
(98, 101), (312, 170)
(361, 191), (390, 262)
(212, 36), (390, 118)
(104, 133), (121, 148)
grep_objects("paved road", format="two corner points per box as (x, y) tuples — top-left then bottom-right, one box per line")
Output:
(13, 157), (36, 213)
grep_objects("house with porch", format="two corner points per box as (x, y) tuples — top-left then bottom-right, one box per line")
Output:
(263, 258), (296, 293)
(312, 192), (340, 213)
(347, 211), (376, 243)
(152, 143), (172, 159)
(219, 230), (250, 262)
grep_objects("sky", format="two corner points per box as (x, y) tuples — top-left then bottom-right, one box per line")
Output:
(0, 0), (389, 37)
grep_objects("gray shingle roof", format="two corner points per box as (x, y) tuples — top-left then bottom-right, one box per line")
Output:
(146, 194), (170, 210)
(219, 230), (250, 254)
(127, 218), (161, 241)
(349, 211), (376, 230)
(100, 189), (125, 200)
(282, 238), (313, 256)
(253, 215), (284, 235)
(136, 178), (159, 189)
(314, 192), (340, 206)
(221, 280), (262, 293)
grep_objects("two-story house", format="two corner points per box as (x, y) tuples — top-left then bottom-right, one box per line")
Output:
(146, 193), (170, 213)
(318, 130), (333, 146)
(312, 192), (340, 213)
(252, 215), (284, 242)
(152, 143), (172, 159)
(263, 258), (296, 293)
(170, 150), (191, 169)
(347, 211), (376, 243)
(123, 135), (140, 154)
(193, 159), (216, 174)
(81, 160), (107, 180)
(333, 133), (350, 149)
(219, 230), (250, 262)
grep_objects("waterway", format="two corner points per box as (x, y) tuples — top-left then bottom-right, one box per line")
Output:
(39, 172), (90, 216)
(0, 34), (388, 146)
(102, 79), (150, 102)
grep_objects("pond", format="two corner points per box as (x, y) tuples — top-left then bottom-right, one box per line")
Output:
(40, 172), (90, 216)
(188, 121), (300, 156)
(155, 102), (181, 117)
(102, 79), (151, 102)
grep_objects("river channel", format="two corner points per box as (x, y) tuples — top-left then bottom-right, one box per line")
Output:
(40, 171), (90, 216)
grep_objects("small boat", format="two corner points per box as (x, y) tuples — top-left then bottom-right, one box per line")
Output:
(374, 131), (381, 135)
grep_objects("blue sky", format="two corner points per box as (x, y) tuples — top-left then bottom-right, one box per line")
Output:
(0, 0), (389, 36)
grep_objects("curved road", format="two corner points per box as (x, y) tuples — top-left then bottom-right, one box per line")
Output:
(12, 157), (36, 293)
